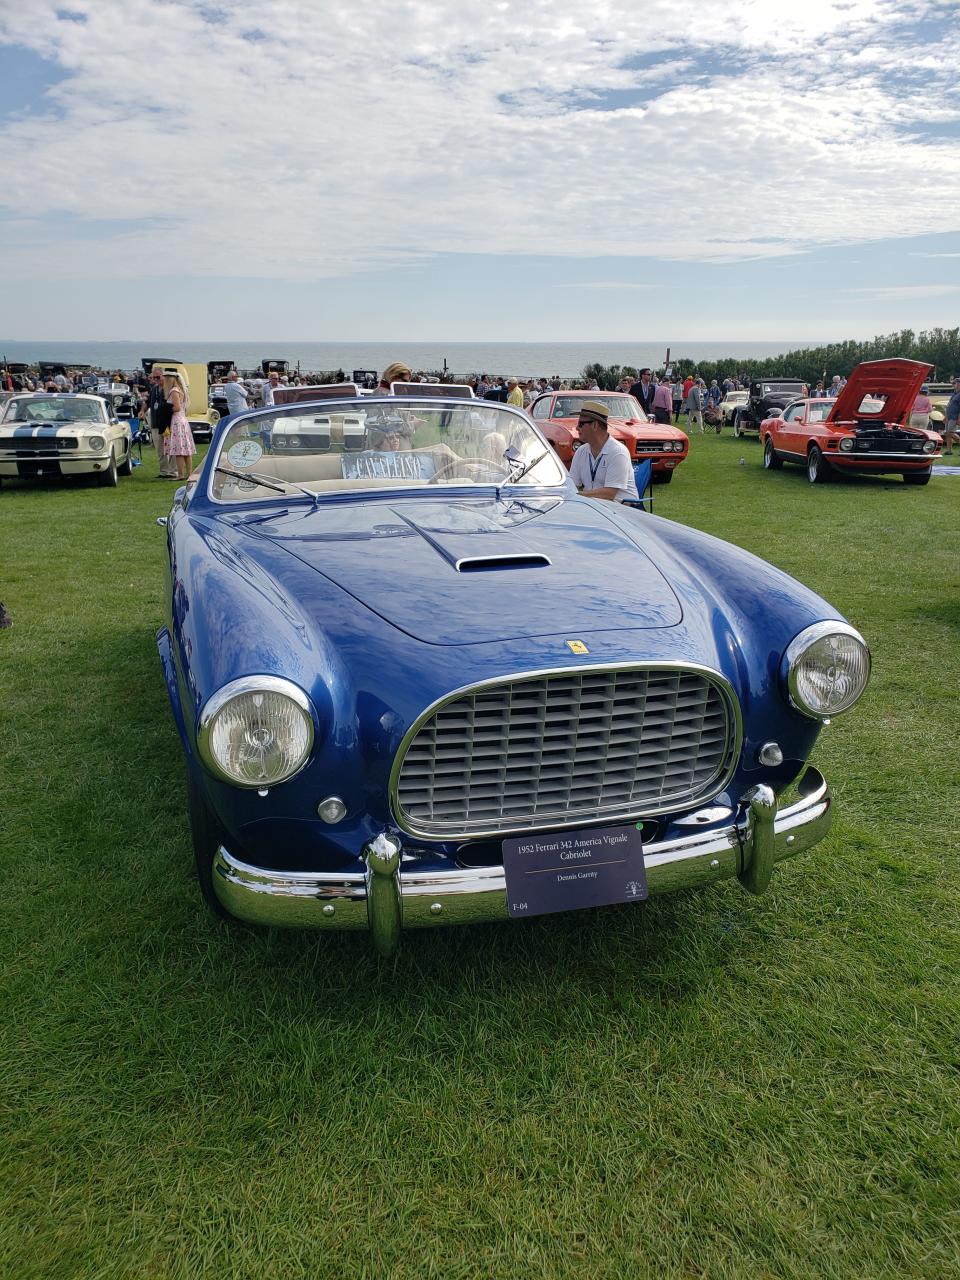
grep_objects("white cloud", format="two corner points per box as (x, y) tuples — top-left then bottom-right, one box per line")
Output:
(0, 0), (958, 285)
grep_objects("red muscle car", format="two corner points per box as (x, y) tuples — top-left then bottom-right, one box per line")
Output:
(761, 359), (942, 486)
(528, 390), (689, 482)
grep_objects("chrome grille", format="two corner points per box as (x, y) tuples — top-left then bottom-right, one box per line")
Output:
(0, 437), (78, 455)
(393, 665), (739, 837)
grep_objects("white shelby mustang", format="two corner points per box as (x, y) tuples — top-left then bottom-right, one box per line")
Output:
(0, 394), (134, 487)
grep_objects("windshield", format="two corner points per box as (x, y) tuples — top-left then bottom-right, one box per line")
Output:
(552, 395), (645, 421)
(806, 400), (836, 423)
(1, 396), (105, 423)
(211, 398), (567, 502)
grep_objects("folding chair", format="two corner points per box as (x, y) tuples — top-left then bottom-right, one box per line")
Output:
(622, 458), (654, 512)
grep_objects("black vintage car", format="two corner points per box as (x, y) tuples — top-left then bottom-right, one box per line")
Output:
(733, 379), (807, 437)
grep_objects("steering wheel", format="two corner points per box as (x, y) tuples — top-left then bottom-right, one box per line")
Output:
(429, 456), (511, 483)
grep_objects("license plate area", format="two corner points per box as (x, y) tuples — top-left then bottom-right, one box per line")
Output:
(502, 823), (647, 919)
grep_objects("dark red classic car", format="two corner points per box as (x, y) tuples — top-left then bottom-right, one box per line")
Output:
(761, 359), (942, 485)
(528, 390), (689, 482)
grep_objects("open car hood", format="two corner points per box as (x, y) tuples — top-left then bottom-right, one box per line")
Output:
(251, 495), (683, 645)
(827, 359), (933, 426)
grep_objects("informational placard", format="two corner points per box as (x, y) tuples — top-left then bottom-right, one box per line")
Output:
(502, 824), (647, 919)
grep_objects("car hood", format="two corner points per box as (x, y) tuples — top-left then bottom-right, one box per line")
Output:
(245, 494), (683, 645)
(0, 422), (99, 433)
(827, 358), (933, 426)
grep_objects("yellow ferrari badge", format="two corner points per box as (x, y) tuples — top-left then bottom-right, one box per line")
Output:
(566, 640), (590, 655)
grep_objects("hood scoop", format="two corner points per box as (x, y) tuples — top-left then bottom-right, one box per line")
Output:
(394, 507), (551, 573)
(454, 552), (551, 573)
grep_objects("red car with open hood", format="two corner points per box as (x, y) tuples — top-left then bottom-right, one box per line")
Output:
(761, 359), (942, 485)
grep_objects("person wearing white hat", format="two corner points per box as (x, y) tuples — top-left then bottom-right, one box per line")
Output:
(505, 377), (524, 408)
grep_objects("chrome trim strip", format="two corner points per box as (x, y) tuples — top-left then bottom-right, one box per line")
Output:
(212, 768), (830, 933)
(388, 660), (744, 840)
(197, 675), (316, 789)
(832, 454), (938, 463)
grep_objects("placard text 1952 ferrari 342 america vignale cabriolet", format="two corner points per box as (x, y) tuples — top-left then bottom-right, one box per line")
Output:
(157, 390), (870, 954)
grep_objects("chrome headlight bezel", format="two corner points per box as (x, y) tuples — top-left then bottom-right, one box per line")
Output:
(88, 434), (106, 451)
(197, 675), (316, 788)
(784, 621), (871, 720)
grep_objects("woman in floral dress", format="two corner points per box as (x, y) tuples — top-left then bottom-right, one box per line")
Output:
(162, 372), (196, 480)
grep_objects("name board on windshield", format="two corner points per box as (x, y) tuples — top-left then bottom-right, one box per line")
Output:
(341, 452), (436, 481)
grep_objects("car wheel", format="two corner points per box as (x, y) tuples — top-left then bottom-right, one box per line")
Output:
(903, 468), (932, 486)
(98, 448), (118, 487)
(763, 437), (783, 470)
(118, 443), (133, 477)
(733, 413), (743, 438)
(187, 773), (240, 922)
(807, 445), (831, 484)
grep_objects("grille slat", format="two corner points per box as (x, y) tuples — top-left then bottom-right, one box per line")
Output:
(394, 666), (738, 836)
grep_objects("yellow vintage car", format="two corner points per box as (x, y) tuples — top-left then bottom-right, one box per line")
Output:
(151, 362), (220, 441)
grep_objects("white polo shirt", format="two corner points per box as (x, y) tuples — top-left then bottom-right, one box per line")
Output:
(570, 435), (638, 502)
(224, 380), (250, 415)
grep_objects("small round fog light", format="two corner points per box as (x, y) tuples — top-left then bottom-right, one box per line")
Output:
(317, 795), (347, 824)
(757, 741), (784, 766)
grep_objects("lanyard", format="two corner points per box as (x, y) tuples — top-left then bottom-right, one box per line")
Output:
(588, 447), (605, 484)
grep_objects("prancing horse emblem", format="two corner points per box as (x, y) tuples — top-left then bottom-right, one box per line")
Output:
(566, 640), (589, 655)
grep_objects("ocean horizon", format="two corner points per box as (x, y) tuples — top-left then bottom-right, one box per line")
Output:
(0, 339), (823, 379)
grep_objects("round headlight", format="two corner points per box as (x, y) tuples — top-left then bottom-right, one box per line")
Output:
(785, 622), (870, 719)
(89, 435), (106, 451)
(923, 440), (936, 453)
(839, 437), (854, 451)
(289, 435), (302, 447)
(198, 676), (315, 787)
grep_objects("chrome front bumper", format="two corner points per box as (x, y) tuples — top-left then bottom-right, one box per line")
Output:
(212, 767), (831, 955)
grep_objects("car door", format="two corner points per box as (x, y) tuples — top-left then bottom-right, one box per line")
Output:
(777, 401), (807, 458)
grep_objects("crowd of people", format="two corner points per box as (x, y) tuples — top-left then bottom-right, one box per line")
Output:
(4, 360), (958, 454)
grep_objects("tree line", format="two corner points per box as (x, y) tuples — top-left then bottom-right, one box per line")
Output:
(582, 328), (960, 390)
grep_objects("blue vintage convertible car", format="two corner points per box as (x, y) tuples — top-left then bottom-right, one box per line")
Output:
(158, 393), (870, 953)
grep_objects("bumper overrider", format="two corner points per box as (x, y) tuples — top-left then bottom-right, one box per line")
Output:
(212, 767), (831, 955)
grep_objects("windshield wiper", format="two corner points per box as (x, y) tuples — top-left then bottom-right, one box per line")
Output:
(214, 466), (321, 503)
(496, 447), (549, 500)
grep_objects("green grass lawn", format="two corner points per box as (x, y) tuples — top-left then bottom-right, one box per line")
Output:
(1, 435), (958, 1279)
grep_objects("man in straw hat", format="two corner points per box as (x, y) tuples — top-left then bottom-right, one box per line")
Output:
(145, 366), (177, 477)
(569, 400), (639, 502)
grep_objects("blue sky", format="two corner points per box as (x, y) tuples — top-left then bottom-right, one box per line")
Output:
(1, 0), (958, 342)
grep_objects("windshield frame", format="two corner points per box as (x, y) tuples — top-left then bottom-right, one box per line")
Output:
(202, 396), (571, 508)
